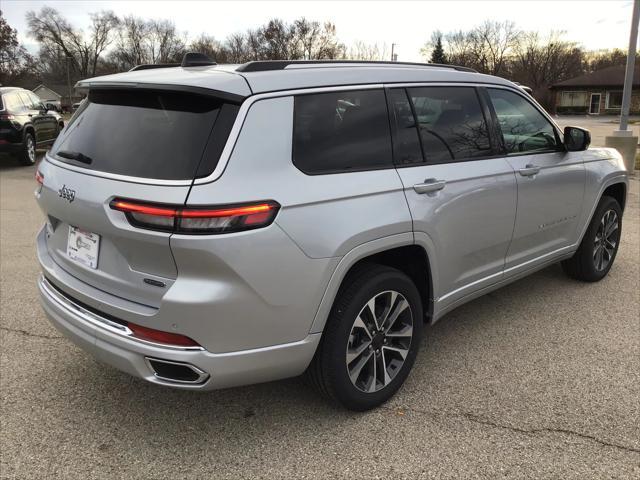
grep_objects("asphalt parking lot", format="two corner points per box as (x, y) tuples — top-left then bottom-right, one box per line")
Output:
(1, 154), (638, 479)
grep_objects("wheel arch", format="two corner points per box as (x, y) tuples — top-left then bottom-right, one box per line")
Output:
(602, 182), (626, 212)
(23, 124), (35, 140)
(309, 233), (436, 334)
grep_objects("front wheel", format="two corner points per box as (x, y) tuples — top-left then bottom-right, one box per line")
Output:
(562, 196), (622, 282)
(307, 264), (423, 411)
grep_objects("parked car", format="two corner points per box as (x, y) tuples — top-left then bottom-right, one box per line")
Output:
(0, 87), (65, 165)
(35, 57), (628, 411)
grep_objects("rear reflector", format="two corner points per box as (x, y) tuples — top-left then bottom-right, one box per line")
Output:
(128, 322), (200, 347)
(110, 199), (280, 234)
(35, 170), (44, 186)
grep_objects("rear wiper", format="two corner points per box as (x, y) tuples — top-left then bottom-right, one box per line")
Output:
(56, 150), (93, 165)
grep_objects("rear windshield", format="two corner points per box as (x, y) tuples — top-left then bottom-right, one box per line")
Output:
(51, 89), (239, 180)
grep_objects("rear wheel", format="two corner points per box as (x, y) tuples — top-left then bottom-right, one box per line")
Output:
(307, 264), (423, 411)
(17, 131), (36, 166)
(561, 196), (622, 282)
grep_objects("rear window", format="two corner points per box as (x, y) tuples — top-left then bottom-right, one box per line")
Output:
(293, 89), (393, 174)
(52, 89), (239, 180)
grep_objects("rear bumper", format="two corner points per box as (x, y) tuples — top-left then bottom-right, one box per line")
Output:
(0, 141), (22, 153)
(38, 274), (321, 390)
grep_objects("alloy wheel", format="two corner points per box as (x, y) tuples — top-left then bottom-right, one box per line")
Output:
(345, 290), (413, 393)
(593, 209), (619, 272)
(26, 136), (35, 163)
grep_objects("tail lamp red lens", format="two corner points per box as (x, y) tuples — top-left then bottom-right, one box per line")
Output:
(35, 170), (44, 186)
(128, 322), (200, 347)
(110, 199), (280, 234)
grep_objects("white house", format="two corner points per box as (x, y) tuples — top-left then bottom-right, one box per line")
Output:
(32, 84), (62, 104)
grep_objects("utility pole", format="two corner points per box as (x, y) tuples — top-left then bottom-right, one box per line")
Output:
(605, 0), (639, 174)
(391, 43), (398, 62)
(66, 55), (73, 112)
(620, 0), (639, 132)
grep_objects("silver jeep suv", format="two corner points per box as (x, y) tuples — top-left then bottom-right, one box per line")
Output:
(36, 56), (628, 410)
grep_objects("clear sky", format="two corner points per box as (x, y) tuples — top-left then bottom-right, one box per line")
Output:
(2, 0), (637, 62)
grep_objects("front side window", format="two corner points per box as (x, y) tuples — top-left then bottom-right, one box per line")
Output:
(488, 88), (560, 154)
(293, 89), (393, 174)
(406, 87), (492, 163)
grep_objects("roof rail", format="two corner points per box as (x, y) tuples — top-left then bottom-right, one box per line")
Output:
(236, 60), (477, 73)
(129, 63), (180, 72)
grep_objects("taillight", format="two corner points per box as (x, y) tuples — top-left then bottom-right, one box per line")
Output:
(128, 322), (200, 347)
(35, 170), (44, 186)
(0, 114), (15, 121)
(109, 199), (280, 234)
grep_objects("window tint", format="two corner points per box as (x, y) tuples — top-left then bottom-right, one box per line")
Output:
(293, 89), (393, 174)
(52, 89), (239, 180)
(388, 88), (423, 165)
(4, 93), (25, 112)
(28, 92), (44, 109)
(17, 92), (36, 110)
(407, 87), (491, 163)
(488, 88), (559, 154)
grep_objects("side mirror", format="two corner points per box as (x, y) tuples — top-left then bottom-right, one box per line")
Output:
(564, 126), (591, 152)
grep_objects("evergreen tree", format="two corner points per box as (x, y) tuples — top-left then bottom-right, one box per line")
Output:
(430, 33), (447, 64)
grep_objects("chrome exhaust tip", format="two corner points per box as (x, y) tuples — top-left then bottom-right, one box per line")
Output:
(145, 357), (209, 385)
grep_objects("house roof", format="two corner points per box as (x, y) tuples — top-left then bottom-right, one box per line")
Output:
(551, 64), (640, 89)
(33, 84), (63, 97)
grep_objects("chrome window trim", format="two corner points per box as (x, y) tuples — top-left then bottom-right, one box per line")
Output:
(45, 81), (551, 187)
(39, 275), (204, 351)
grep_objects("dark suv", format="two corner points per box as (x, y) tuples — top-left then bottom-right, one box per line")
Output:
(0, 87), (64, 166)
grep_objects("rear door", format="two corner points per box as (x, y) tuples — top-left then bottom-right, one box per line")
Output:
(37, 87), (240, 307)
(484, 87), (585, 275)
(17, 91), (50, 143)
(388, 86), (517, 310)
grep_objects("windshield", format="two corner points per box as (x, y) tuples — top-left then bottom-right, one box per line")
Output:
(52, 88), (238, 181)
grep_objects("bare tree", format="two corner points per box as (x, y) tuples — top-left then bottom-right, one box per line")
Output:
(0, 11), (36, 85)
(225, 32), (248, 63)
(346, 41), (389, 61)
(189, 34), (229, 63)
(26, 7), (118, 78)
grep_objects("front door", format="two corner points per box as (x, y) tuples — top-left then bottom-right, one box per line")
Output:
(589, 93), (601, 114)
(485, 87), (586, 276)
(387, 86), (517, 310)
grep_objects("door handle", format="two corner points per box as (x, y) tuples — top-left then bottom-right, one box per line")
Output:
(519, 164), (540, 177)
(413, 178), (446, 194)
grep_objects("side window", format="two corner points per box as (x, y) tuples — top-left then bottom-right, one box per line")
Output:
(407, 87), (492, 163)
(4, 93), (25, 113)
(293, 89), (393, 174)
(28, 92), (45, 110)
(488, 88), (560, 154)
(388, 88), (423, 165)
(18, 92), (36, 110)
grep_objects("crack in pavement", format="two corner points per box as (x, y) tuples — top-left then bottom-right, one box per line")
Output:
(0, 326), (63, 340)
(386, 405), (640, 455)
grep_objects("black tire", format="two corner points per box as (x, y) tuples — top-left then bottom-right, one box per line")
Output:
(17, 131), (36, 166)
(561, 196), (622, 282)
(307, 264), (423, 411)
